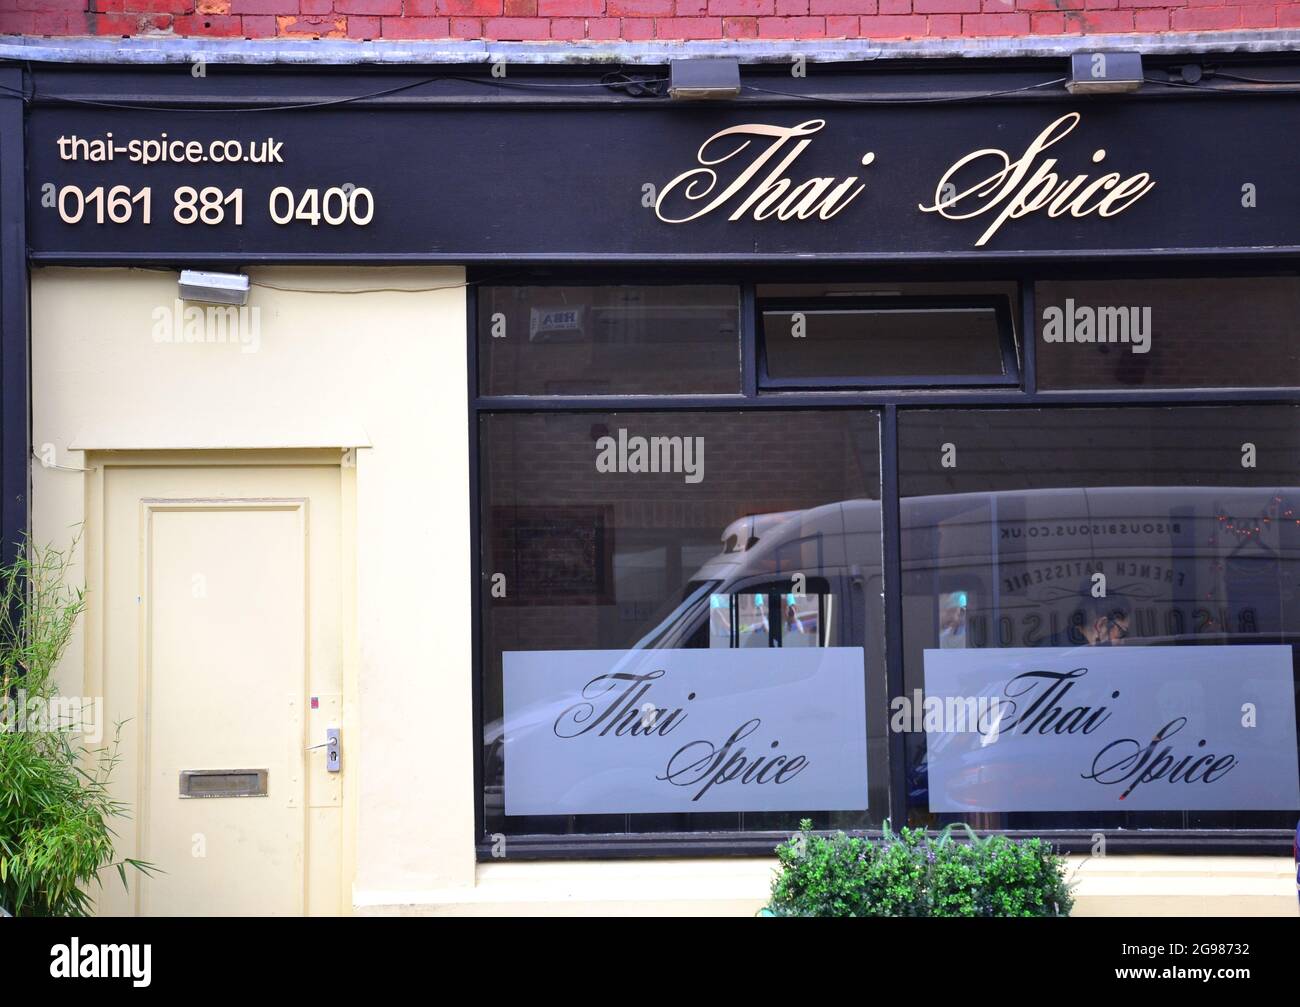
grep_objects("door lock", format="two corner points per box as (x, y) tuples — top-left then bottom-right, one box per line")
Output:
(307, 727), (341, 773)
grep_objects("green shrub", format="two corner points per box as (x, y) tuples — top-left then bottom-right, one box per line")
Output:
(765, 820), (1074, 917)
(0, 539), (155, 916)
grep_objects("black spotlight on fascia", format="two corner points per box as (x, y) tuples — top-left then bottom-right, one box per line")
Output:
(178, 269), (251, 306)
(668, 58), (742, 101)
(1066, 51), (1144, 95)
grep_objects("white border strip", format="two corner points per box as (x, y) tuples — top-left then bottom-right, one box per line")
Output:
(2, 30), (1299, 66)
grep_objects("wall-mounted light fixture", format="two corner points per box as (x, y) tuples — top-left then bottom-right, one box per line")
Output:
(1066, 52), (1144, 95)
(178, 269), (251, 306)
(668, 58), (742, 101)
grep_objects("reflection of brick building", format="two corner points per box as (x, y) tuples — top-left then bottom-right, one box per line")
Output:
(483, 410), (879, 524)
(1036, 278), (1300, 389)
(480, 410), (879, 708)
(479, 286), (740, 396)
(900, 405), (1300, 496)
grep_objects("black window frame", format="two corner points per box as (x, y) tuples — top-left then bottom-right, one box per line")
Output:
(469, 261), (1300, 862)
(756, 294), (1020, 391)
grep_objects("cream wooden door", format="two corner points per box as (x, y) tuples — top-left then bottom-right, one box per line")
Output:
(90, 453), (347, 916)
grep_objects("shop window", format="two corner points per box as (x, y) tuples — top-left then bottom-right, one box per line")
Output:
(479, 410), (887, 838)
(478, 285), (741, 396)
(1035, 276), (1300, 390)
(899, 406), (1300, 833)
(472, 273), (1300, 855)
(758, 296), (1018, 389)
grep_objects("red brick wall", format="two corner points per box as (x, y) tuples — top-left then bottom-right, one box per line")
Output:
(2, 0), (1298, 41)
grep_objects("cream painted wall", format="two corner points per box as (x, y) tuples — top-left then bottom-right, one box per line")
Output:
(30, 266), (477, 905)
(351, 855), (1299, 917)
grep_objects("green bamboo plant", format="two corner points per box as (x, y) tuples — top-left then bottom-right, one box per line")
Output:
(0, 537), (156, 916)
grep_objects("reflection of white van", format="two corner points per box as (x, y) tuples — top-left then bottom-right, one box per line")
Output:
(632, 498), (885, 652)
(908, 486), (1300, 651)
(628, 484), (1300, 653)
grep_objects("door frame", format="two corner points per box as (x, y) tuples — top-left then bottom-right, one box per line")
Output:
(83, 448), (359, 916)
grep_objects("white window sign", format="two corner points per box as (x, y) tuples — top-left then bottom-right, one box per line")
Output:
(923, 645), (1300, 812)
(503, 648), (868, 816)
(528, 305), (584, 342)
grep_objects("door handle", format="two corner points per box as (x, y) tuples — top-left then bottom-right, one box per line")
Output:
(307, 727), (341, 773)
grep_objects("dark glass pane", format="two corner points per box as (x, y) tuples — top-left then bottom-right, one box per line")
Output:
(898, 406), (1300, 832)
(480, 410), (887, 838)
(762, 302), (1010, 383)
(1036, 276), (1300, 390)
(478, 285), (740, 396)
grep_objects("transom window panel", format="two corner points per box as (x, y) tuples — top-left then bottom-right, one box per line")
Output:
(898, 406), (1300, 834)
(759, 296), (1018, 388)
(477, 285), (741, 396)
(1035, 276), (1300, 390)
(479, 410), (887, 837)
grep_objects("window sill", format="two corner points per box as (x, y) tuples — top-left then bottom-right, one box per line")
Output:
(475, 828), (1298, 861)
